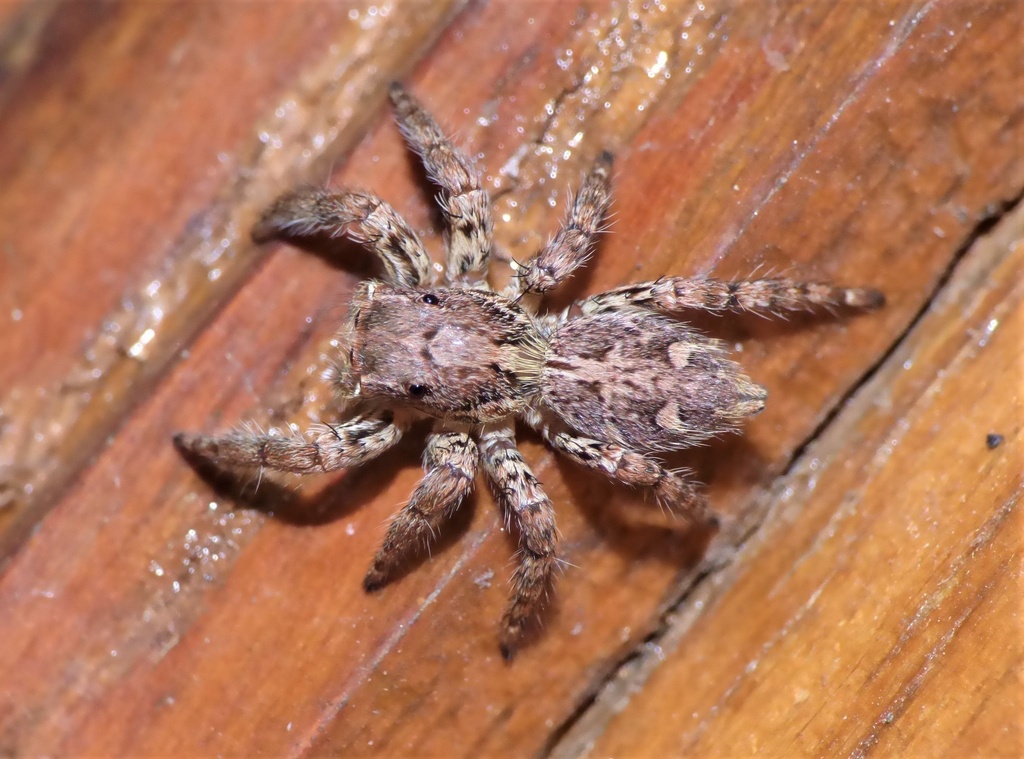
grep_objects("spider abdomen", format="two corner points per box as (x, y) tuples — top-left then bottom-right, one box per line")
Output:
(541, 309), (767, 451)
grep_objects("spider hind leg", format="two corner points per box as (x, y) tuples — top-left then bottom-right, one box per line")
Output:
(581, 276), (885, 316)
(542, 425), (719, 528)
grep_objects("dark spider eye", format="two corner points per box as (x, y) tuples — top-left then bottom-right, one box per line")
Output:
(408, 384), (429, 397)
(421, 293), (439, 305)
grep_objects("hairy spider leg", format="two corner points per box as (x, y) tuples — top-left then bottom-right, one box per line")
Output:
(512, 151), (614, 296)
(364, 429), (479, 590)
(480, 425), (558, 660)
(580, 276), (885, 316)
(174, 412), (404, 474)
(539, 423), (718, 527)
(388, 82), (493, 287)
(251, 188), (432, 287)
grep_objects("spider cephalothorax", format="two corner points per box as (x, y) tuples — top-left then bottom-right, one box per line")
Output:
(336, 282), (545, 422)
(176, 82), (883, 658)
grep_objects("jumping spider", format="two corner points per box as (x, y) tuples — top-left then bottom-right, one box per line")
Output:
(176, 82), (883, 659)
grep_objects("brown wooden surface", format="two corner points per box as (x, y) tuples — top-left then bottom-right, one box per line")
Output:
(0, 2), (1020, 757)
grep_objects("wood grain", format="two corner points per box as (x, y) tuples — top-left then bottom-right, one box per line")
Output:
(555, 199), (1024, 759)
(0, 1), (1020, 757)
(0, 0), (466, 555)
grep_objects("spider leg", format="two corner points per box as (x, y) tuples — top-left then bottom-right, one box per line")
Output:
(388, 82), (493, 287)
(480, 425), (557, 660)
(363, 429), (478, 590)
(252, 188), (432, 287)
(579, 276), (884, 316)
(173, 412), (404, 474)
(540, 424), (719, 528)
(512, 151), (613, 296)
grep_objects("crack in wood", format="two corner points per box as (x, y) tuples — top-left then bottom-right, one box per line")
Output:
(541, 188), (1024, 759)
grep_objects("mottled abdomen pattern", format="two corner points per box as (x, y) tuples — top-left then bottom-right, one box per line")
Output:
(176, 82), (884, 658)
(542, 309), (767, 451)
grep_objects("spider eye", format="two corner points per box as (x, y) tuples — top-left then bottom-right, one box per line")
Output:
(421, 293), (439, 305)
(408, 384), (429, 397)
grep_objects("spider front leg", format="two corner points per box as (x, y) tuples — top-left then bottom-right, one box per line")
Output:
(252, 188), (432, 287)
(580, 276), (884, 316)
(389, 82), (492, 287)
(480, 426), (558, 660)
(541, 425), (719, 528)
(174, 412), (403, 474)
(511, 151), (613, 296)
(363, 428), (478, 591)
